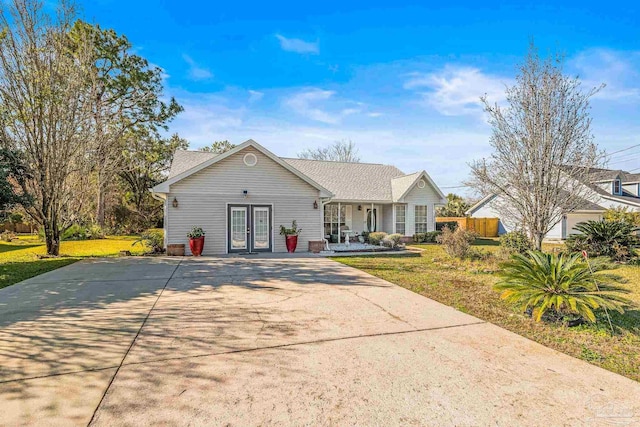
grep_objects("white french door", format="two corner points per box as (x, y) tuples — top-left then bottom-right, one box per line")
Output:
(230, 207), (248, 251)
(252, 207), (270, 250)
(228, 205), (272, 253)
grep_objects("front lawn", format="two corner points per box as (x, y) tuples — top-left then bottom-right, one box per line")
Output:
(0, 236), (147, 289)
(333, 242), (640, 382)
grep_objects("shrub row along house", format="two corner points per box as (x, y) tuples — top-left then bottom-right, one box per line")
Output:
(151, 139), (446, 255)
(468, 167), (640, 239)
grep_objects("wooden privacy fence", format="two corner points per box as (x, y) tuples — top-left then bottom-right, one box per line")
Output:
(0, 223), (36, 233)
(436, 217), (499, 238)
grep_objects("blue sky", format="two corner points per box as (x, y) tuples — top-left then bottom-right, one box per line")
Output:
(81, 0), (640, 193)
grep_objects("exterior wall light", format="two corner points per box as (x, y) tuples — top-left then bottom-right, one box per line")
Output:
(172, 197), (178, 208)
(313, 200), (318, 209)
(358, 205), (362, 211)
(242, 190), (248, 198)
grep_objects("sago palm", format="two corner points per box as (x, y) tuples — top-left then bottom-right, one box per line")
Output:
(495, 251), (630, 323)
(567, 220), (638, 261)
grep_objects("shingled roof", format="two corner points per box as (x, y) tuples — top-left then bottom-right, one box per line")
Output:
(282, 158), (408, 201)
(165, 148), (438, 202)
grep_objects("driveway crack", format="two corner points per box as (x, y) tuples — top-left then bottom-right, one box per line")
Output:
(342, 287), (419, 330)
(87, 258), (183, 426)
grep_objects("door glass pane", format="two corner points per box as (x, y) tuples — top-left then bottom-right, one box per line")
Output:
(253, 208), (269, 249)
(231, 208), (246, 249)
(367, 209), (377, 232)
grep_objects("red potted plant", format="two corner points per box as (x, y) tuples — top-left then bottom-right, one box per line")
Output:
(279, 221), (302, 253)
(187, 227), (206, 256)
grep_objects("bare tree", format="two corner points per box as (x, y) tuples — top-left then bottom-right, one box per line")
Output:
(0, 0), (95, 255)
(298, 139), (360, 162)
(468, 43), (604, 250)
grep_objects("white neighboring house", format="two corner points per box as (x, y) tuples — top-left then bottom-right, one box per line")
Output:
(150, 139), (446, 255)
(467, 167), (640, 240)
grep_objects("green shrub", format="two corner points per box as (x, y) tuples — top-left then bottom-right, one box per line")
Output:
(496, 251), (630, 323)
(133, 229), (164, 253)
(499, 231), (532, 254)
(368, 232), (387, 245)
(425, 231), (441, 243)
(383, 233), (404, 249)
(436, 226), (477, 258)
(436, 221), (458, 231)
(62, 224), (88, 241)
(361, 231), (370, 243)
(603, 207), (640, 227)
(86, 224), (105, 240)
(413, 231), (442, 243)
(566, 220), (638, 262)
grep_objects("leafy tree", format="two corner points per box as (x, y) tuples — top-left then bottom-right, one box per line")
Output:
(68, 20), (183, 227)
(496, 251), (629, 323)
(603, 207), (640, 227)
(0, 148), (31, 211)
(436, 193), (470, 217)
(298, 139), (360, 162)
(117, 133), (188, 231)
(468, 43), (604, 250)
(200, 140), (236, 154)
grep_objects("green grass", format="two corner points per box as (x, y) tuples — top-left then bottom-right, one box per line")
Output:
(333, 241), (640, 382)
(0, 235), (147, 289)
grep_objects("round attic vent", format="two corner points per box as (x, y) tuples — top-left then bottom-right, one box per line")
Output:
(243, 153), (258, 166)
(417, 179), (426, 189)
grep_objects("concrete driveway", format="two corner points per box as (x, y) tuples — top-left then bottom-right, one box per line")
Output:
(1, 255), (639, 426)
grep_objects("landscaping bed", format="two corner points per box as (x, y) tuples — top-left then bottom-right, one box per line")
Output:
(332, 241), (640, 382)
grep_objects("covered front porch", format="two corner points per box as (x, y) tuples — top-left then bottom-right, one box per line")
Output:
(323, 202), (396, 244)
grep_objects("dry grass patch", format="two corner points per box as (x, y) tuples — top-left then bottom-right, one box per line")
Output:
(333, 242), (640, 382)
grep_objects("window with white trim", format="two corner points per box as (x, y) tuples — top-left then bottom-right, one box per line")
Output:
(415, 205), (428, 233)
(395, 205), (406, 235)
(613, 179), (621, 195)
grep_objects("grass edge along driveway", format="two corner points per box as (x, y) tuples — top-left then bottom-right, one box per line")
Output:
(0, 236), (147, 289)
(332, 242), (640, 383)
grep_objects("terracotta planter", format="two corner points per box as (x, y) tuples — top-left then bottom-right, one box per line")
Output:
(285, 235), (298, 253)
(167, 244), (185, 256)
(189, 237), (205, 256)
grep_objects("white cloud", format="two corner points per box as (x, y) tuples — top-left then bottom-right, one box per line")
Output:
(404, 66), (509, 116)
(570, 49), (640, 101)
(182, 54), (214, 80)
(284, 89), (362, 124)
(275, 34), (319, 54)
(248, 90), (264, 103)
(284, 89), (337, 123)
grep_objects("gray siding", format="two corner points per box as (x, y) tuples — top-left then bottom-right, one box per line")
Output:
(403, 182), (441, 235)
(166, 146), (321, 255)
(382, 204), (394, 234)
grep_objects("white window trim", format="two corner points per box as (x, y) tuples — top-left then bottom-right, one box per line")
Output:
(394, 204), (406, 235)
(414, 205), (428, 233)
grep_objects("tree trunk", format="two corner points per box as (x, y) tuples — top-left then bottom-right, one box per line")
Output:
(43, 220), (60, 256)
(533, 233), (544, 251)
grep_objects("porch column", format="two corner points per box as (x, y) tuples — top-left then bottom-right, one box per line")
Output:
(371, 203), (374, 232)
(337, 202), (341, 243)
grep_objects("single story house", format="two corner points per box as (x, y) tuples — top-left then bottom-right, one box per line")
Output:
(467, 167), (640, 239)
(151, 139), (446, 255)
